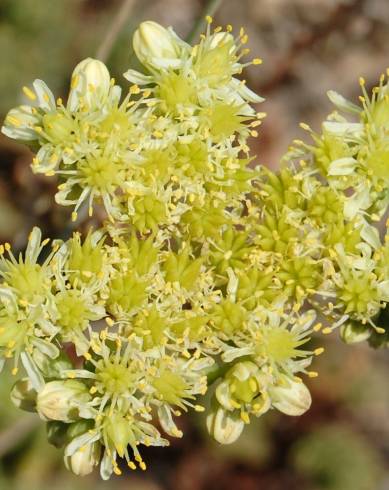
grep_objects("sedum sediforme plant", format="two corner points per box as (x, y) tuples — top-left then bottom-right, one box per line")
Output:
(1, 17), (388, 479)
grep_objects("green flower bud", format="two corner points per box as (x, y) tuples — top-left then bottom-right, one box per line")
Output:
(211, 299), (247, 336)
(162, 248), (203, 290)
(108, 273), (147, 313)
(37, 380), (92, 422)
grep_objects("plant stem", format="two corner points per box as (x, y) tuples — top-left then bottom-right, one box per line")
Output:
(0, 415), (39, 458)
(96, 0), (137, 63)
(186, 0), (223, 44)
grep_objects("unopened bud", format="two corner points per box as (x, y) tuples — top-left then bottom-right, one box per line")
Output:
(37, 380), (91, 422)
(206, 405), (244, 444)
(68, 58), (111, 111)
(64, 440), (101, 476)
(340, 321), (371, 344)
(133, 21), (182, 70)
(269, 375), (312, 416)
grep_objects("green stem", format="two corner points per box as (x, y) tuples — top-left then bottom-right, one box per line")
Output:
(96, 0), (137, 63)
(186, 0), (224, 44)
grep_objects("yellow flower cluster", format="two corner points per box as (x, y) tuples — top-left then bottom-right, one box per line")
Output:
(1, 17), (388, 480)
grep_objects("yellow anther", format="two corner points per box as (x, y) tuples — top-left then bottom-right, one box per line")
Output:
(12, 367), (18, 376)
(172, 428), (183, 437)
(71, 75), (79, 89)
(57, 97), (63, 106)
(322, 327), (332, 335)
(313, 323), (322, 332)
(308, 371), (319, 378)
(182, 349), (191, 359)
(230, 399), (241, 409)
(128, 461), (136, 470)
(205, 15), (213, 24)
(105, 317), (115, 327)
(139, 461), (147, 471)
(23, 86), (36, 100)
(240, 411), (250, 424)
(84, 352), (92, 361)
(359, 76), (365, 86)
(314, 347), (325, 356)
(226, 24), (233, 32)
(249, 378), (257, 392)
(89, 386), (97, 394)
(113, 466), (122, 476)
(299, 122), (311, 131)
(194, 405), (205, 412)
(130, 84), (140, 94)
(241, 34), (248, 44)
(252, 58), (262, 65)
(71, 211), (78, 222)
(4, 243), (11, 251)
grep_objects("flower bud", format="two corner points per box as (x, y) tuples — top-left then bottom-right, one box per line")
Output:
(11, 377), (37, 412)
(269, 375), (311, 416)
(216, 361), (261, 410)
(64, 440), (101, 476)
(37, 380), (91, 422)
(68, 58), (111, 111)
(133, 21), (182, 70)
(340, 320), (371, 344)
(206, 405), (244, 444)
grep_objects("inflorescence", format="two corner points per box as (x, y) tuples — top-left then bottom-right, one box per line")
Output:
(1, 18), (388, 479)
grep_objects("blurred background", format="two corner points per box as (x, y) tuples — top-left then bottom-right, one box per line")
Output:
(0, 0), (389, 489)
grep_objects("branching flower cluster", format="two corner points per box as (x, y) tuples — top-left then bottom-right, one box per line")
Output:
(1, 18), (388, 479)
